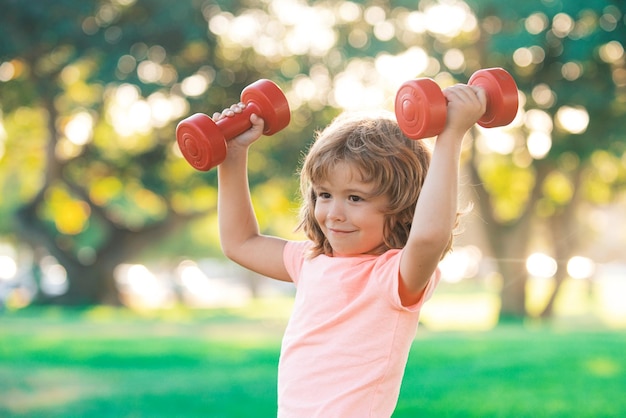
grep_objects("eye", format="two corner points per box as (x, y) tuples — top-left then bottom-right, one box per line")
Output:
(317, 192), (331, 199)
(348, 195), (363, 202)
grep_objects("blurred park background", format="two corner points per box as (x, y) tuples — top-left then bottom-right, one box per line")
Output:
(1, 0), (625, 416)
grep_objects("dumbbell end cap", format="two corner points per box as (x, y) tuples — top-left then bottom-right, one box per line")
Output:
(395, 78), (447, 140)
(176, 113), (227, 171)
(469, 68), (519, 128)
(242, 79), (291, 135)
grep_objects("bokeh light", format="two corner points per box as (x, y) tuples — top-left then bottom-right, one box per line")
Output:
(0, 255), (17, 280)
(567, 256), (596, 280)
(526, 252), (558, 278)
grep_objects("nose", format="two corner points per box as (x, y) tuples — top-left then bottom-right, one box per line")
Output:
(327, 200), (345, 222)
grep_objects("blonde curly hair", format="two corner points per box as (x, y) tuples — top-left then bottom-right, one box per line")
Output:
(297, 111), (463, 258)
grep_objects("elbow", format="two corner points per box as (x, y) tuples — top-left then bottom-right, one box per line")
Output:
(220, 241), (240, 262)
(220, 234), (257, 265)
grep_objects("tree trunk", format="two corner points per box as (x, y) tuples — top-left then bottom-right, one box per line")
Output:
(539, 169), (584, 318)
(492, 223), (533, 320)
(467, 149), (551, 322)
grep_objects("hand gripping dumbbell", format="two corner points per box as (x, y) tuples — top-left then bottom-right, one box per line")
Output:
(394, 68), (519, 139)
(176, 79), (291, 171)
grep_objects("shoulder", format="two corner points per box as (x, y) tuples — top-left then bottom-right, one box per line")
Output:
(284, 240), (312, 259)
(283, 240), (314, 281)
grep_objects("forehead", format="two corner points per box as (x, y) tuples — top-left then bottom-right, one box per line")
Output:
(315, 162), (382, 194)
(315, 161), (364, 184)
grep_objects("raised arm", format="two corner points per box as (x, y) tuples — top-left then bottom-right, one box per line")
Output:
(398, 85), (486, 305)
(216, 104), (291, 282)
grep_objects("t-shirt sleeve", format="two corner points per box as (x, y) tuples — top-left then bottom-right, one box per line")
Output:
(282, 240), (311, 285)
(373, 249), (441, 312)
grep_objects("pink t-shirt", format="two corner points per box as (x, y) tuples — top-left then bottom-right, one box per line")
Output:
(278, 240), (440, 418)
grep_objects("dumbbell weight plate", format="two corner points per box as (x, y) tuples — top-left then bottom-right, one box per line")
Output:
(241, 79), (291, 136)
(395, 78), (447, 140)
(468, 68), (519, 128)
(176, 113), (227, 171)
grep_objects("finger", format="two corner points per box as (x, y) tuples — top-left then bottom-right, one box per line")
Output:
(230, 102), (246, 113)
(471, 85), (488, 106)
(445, 85), (480, 104)
(222, 108), (236, 117)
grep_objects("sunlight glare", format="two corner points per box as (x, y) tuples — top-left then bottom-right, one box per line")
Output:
(0, 61), (16, 81)
(287, 13), (336, 56)
(178, 260), (213, 295)
(556, 105), (589, 134)
(424, 2), (473, 37)
(552, 13), (574, 38)
(148, 92), (186, 127)
(175, 259), (252, 307)
(525, 109), (553, 132)
(405, 11), (427, 34)
(0, 255), (17, 280)
(108, 85), (142, 136)
(40, 256), (69, 296)
(476, 128), (516, 155)
(513, 47), (533, 67)
(526, 252), (557, 278)
(137, 60), (163, 84)
(181, 73), (210, 97)
(115, 263), (171, 307)
(332, 59), (387, 110)
(527, 131), (552, 159)
(567, 256), (596, 280)
(599, 41), (624, 64)
(228, 12), (262, 47)
(443, 49), (465, 71)
(525, 12), (549, 34)
(531, 84), (556, 107)
(439, 245), (482, 283)
(338, 1), (361, 22)
(65, 111), (93, 145)
(375, 47), (429, 88)
(373, 21), (395, 42)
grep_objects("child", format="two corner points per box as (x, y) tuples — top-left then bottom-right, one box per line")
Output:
(215, 83), (486, 417)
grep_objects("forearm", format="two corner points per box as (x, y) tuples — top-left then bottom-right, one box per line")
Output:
(399, 133), (463, 301)
(400, 84), (485, 300)
(217, 146), (260, 260)
(409, 132), (462, 250)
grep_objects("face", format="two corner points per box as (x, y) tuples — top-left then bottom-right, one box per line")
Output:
(313, 162), (389, 257)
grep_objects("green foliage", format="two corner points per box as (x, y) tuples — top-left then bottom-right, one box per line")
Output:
(477, 155), (535, 222)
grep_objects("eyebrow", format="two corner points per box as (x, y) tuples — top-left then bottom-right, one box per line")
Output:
(314, 182), (378, 197)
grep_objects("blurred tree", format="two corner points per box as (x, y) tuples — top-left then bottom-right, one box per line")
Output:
(1, 0), (625, 315)
(0, 0), (298, 304)
(465, 0), (626, 319)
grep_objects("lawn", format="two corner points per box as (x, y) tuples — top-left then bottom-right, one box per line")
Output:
(1, 302), (625, 417)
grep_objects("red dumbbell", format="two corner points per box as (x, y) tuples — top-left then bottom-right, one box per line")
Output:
(176, 79), (291, 171)
(395, 68), (519, 140)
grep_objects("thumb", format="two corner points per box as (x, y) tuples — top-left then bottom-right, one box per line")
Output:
(250, 113), (265, 133)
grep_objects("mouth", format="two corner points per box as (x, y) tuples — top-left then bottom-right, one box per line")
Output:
(328, 227), (353, 235)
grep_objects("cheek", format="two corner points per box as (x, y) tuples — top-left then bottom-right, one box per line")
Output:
(313, 203), (325, 225)
(370, 212), (388, 235)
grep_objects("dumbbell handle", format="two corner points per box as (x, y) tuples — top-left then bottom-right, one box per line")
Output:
(216, 102), (262, 141)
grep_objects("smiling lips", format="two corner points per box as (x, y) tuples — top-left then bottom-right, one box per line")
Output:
(328, 227), (354, 235)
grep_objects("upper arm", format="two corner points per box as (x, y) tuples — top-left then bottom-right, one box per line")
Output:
(223, 235), (292, 282)
(398, 241), (444, 306)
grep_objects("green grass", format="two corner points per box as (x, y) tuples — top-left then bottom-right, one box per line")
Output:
(1, 305), (625, 417)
